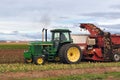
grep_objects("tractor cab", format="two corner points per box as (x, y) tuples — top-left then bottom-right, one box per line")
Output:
(51, 29), (73, 48)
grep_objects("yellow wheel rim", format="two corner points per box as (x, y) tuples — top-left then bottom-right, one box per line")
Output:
(26, 59), (32, 63)
(67, 47), (80, 62)
(37, 58), (43, 64)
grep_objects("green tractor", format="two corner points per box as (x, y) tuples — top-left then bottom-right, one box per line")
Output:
(24, 28), (82, 65)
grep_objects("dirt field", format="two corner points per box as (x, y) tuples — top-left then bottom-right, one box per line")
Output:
(0, 49), (25, 63)
(0, 42), (27, 63)
(0, 66), (120, 80)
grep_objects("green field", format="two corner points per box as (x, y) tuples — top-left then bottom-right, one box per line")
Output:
(0, 62), (120, 73)
(0, 43), (28, 49)
(0, 62), (120, 80)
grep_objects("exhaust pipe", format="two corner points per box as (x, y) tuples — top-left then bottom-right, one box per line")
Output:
(42, 28), (47, 42)
(45, 29), (47, 42)
(42, 28), (45, 41)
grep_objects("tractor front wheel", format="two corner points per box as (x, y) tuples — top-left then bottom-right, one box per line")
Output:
(34, 56), (45, 65)
(59, 44), (82, 64)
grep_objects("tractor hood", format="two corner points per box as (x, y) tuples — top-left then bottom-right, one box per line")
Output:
(29, 41), (53, 46)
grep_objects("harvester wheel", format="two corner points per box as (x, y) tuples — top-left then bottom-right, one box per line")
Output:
(113, 53), (120, 62)
(25, 58), (32, 63)
(34, 56), (45, 65)
(59, 44), (82, 64)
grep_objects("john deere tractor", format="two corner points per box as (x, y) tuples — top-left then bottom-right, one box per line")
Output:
(24, 28), (82, 65)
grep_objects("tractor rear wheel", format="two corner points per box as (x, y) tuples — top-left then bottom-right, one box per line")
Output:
(34, 56), (45, 65)
(59, 44), (82, 64)
(113, 53), (120, 62)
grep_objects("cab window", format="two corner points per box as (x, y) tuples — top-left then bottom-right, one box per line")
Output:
(54, 32), (60, 40)
(61, 32), (70, 41)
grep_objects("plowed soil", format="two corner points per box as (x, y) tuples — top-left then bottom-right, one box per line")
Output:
(0, 67), (120, 80)
(0, 49), (25, 63)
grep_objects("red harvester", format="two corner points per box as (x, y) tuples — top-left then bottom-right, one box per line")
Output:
(76, 23), (120, 61)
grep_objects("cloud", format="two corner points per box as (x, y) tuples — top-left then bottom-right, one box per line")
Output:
(0, 0), (120, 40)
(0, 31), (42, 41)
(82, 12), (120, 19)
(99, 24), (120, 33)
(97, 18), (120, 25)
(110, 4), (120, 9)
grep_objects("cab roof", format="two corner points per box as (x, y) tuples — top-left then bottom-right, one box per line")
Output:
(51, 29), (71, 32)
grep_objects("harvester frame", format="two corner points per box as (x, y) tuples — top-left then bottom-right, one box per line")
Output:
(78, 24), (120, 62)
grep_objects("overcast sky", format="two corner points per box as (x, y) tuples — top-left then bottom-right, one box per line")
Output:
(0, 0), (120, 40)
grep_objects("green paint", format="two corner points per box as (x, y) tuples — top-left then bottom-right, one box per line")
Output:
(24, 29), (72, 63)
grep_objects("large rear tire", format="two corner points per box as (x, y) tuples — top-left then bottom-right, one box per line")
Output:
(59, 44), (82, 64)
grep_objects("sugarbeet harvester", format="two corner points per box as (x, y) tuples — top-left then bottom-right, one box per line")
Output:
(24, 23), (120, 65)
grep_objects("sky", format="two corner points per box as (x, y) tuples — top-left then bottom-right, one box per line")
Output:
(0, 0), (120, 40)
